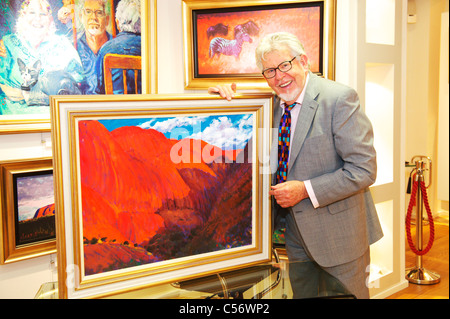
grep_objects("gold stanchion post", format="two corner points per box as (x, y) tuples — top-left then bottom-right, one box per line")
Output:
(405, 157), (440, 285)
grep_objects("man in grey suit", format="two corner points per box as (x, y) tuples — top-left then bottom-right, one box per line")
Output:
(209, 32), (383, 299)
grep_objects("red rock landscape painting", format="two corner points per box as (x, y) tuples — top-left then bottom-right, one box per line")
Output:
(78, 115), (254, 276)
(15, 173), (55, 246)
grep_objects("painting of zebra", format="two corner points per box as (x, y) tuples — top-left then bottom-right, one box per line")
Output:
(192, 3), (322, 76)
(209, 24), (254, 60)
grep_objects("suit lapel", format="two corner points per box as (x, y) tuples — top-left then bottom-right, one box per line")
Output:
(287, 74), (319, 175)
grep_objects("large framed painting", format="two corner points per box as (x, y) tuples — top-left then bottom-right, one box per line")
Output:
(0, 157), (55, 264)
(51, 93), (273, 298)
(0, 0), (157, 134)
(182, 0), (336, 90)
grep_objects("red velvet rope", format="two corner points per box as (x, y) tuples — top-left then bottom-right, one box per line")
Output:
(405, 180), (435, 255)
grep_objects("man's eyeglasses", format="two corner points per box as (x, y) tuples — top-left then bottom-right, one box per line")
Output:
(262, 55), (299, 79)
(83, 9), (106, 17)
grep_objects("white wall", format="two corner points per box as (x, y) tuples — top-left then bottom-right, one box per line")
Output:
(156, 0), (185, 94)
(0, 254), (57, 298)
(436, 11), (449, 204)
(405, 0), (449, 215)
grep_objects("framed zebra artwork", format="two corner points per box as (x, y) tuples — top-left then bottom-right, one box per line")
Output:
(182, 0), (336, 90)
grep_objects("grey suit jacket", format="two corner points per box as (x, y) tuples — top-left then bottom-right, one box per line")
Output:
(271, 72), (383, 268)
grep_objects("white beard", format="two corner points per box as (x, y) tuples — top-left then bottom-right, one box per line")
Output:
(278, 88), (301, 104)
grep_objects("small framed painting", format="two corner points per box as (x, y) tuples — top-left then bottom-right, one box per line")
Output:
(51, 93), (273, 298)
(0, 157), (55, 264)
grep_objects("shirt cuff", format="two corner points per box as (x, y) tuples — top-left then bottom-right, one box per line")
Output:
(304, 180), (319, 208)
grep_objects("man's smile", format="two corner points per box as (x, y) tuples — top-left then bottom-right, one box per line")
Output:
(279, 80), (293, 88)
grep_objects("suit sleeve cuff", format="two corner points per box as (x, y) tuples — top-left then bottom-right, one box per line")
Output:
(304, 180), (320, 208)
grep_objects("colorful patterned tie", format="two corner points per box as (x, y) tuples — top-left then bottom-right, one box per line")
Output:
(276, 103), (296, 184)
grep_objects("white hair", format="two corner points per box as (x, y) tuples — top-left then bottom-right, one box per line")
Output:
(255, 32), (308, 71)
(15, 0), (56, 37)
(115, 0), (141, 34)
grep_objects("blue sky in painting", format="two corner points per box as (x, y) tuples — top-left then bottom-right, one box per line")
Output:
(98, 114), (253, 150)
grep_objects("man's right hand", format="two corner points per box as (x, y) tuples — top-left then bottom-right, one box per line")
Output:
(207, 83), (237, 101)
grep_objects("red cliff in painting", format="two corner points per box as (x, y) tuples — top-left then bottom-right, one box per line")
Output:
(33, 203), (55, 219)
(78, 120), (252, 275)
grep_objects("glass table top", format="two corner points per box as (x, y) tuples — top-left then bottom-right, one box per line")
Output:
(35, 258), (354, 299)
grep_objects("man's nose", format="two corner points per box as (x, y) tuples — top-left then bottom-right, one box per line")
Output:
(274, 68), (285, 80)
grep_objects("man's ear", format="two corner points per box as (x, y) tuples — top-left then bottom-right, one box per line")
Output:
(299, 54), (309, 68)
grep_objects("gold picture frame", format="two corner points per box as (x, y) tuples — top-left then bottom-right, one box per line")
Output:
(0, 157), (55, 264)
(51, 93), (273, 298)
(182, 0), (336, 90)
(0, 0), (157, 134)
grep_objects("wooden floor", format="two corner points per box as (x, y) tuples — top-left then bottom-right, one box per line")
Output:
(387, 216), (449, 299)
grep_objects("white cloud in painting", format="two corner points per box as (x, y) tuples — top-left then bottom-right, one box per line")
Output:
(139, 116), (208, 133)
(140, 114), (253, 150)
(190, 115), (253, 150)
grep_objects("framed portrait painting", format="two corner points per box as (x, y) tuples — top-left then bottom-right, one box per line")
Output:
(51, 93), (273, 298)
(0, 0), (156, 134)
(182, 0), (336, 90)
(0, 157), (55, 264)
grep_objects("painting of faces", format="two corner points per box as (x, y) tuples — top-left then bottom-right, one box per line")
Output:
(0, 0), (142, 116)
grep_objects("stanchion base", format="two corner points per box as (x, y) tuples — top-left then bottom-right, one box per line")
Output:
(405, 267), (440, 285)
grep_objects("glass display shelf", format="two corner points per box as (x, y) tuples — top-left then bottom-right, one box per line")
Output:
(35, 258), (355, 299)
